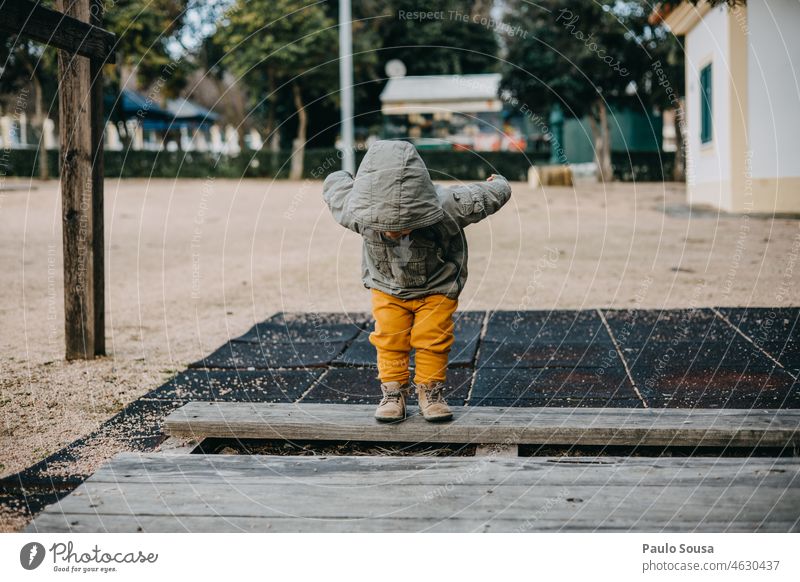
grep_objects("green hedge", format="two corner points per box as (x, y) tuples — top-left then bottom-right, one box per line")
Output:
(417, 150), (549, 182)
(612, 151), (676, 182)
(2, 147), (673, 182)
(0, 149), (60, 178)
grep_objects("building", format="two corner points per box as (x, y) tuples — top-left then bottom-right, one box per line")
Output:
(562, 107), (663, 164)
(664, 0), (800, 213)
(104, 90), (224, 152)
(379, 74), (528, 152)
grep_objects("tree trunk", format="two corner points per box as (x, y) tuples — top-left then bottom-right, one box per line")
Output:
(266, 69), (280, 153)
(237, 126), (246, 152)
(20, 53), (49, 180)
(289, 82), (307, 180)
(117, 121), (130, 147)
(233, 91), (247, 152)
(32, 72), (49, 180)
(599, 100), (612, 182)
(672, 101), (686, 182)
(590, 100), (613, 183)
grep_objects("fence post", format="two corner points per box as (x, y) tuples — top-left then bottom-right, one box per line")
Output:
(90, 0), (105, 356)
(57, 0), (95, 359)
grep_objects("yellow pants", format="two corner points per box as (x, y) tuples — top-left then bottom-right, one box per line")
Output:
(369, 289), (458, 385)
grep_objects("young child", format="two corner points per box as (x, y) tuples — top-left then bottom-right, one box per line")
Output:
(322, 140), (511, 422)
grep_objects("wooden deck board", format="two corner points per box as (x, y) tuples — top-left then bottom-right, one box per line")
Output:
(84, 453), (800, 487)
(163, 402), (800, 448)
(27, 513), (800, 533)
(26, 453), (800, 533)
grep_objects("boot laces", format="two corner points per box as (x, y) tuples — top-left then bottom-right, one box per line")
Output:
(380, 388), (404, 405)
(422, 383), (445, 403)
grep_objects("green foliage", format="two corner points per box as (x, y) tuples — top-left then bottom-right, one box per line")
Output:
(214, 0), (338, 92)
(0, 39), (57, 99)
(502, 0), (655, 118)
(367, 0), (500, 76)
(668, 0), (745, 7)
(499, 0), (684, 180)
(1, 0), (193, 110)
(344, 0), (500, 129)
(3, 146), (673, 182)
(637, 20), (684, 111)
(212, 0), (339, 155)
(101, 0), (191, 95)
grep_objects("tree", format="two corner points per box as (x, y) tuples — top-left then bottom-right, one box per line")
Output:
(205, 0), (501, 154)
(501, 0), (654, 182)
(195, 34), (251, 151)
(636, 17), (685, 181)
(345, 0), (500, 131)
(651, 0), (746, 181)
(372, 0), (499, 76)
(215, 0), (338, 178)
(102, 0), (190, 92)
(1, 0), (196, 166)
(1, 37), (59, 180)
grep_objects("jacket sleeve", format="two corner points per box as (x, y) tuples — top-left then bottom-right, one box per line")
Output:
(322, 170), (359, 232)
(438, 175), (512, 228)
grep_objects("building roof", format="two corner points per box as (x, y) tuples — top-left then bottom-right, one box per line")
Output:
(166, 97), (220, 124)
(381, 74), (501, 103)
(105, 90), (222, 130)
(380, 74), (503, 115)
(105, 89), (174, 130)
(663, 1), (712, 35)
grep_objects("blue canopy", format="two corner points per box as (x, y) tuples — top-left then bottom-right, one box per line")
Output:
(167, 97), (219, 129)
(105, 89), (220, 131)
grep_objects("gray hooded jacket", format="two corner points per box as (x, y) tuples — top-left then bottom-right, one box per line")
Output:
(322, 140), (511, 300)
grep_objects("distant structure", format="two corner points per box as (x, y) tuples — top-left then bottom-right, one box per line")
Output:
(379, 74), (526, 152)
(101, 89), (250, 153)
(377, 73), (662, 161)
(664, 1), (800, 213)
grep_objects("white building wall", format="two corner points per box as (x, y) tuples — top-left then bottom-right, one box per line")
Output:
(748, 0), (800, 179)
(685, 5), (731, 206)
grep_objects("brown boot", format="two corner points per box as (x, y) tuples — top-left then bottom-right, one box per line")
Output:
(416, 381), (453, 422)
(375, 382), (409, 422)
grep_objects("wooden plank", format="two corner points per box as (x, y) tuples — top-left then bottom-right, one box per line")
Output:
(37, 481), (800, 522)
(89, 0), (105, 356)
(27, 513), (799, 534)
(155, 437), (198, 455)
(86, 453), (800, 488)
(26, 453), (800, 533)
(475, 443), (519, 457)
(58, 0), (96, 359)
(163, 402), (800, 448)
(0, 0), (116, 62)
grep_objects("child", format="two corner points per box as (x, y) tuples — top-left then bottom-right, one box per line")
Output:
(322, 140), (511, 422)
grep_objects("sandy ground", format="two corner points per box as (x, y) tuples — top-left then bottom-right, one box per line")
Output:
(2, 176), (799, 530)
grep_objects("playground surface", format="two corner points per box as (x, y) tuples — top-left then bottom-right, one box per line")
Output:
(17, 306), (800, 532)
(2, 177), (799, 531)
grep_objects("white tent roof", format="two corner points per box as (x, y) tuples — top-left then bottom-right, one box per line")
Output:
(380, 74), (503, 114)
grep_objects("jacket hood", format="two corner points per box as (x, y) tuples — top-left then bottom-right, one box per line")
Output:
(348, 140), (443, 231)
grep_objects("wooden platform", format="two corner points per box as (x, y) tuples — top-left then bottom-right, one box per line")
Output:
(26, 452), (800, 532)
(9, 308), (799, 533)
(24, 403), (800, 533)
(163, 402), (800, 448)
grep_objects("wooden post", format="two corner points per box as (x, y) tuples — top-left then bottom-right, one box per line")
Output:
(0, 0), (114, 359)
(90, 0), (105, 356)
(0, 0), (117, 61)
(57, 0), (95, 359)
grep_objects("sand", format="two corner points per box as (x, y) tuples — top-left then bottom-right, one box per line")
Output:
(1, 176), (799, 529)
